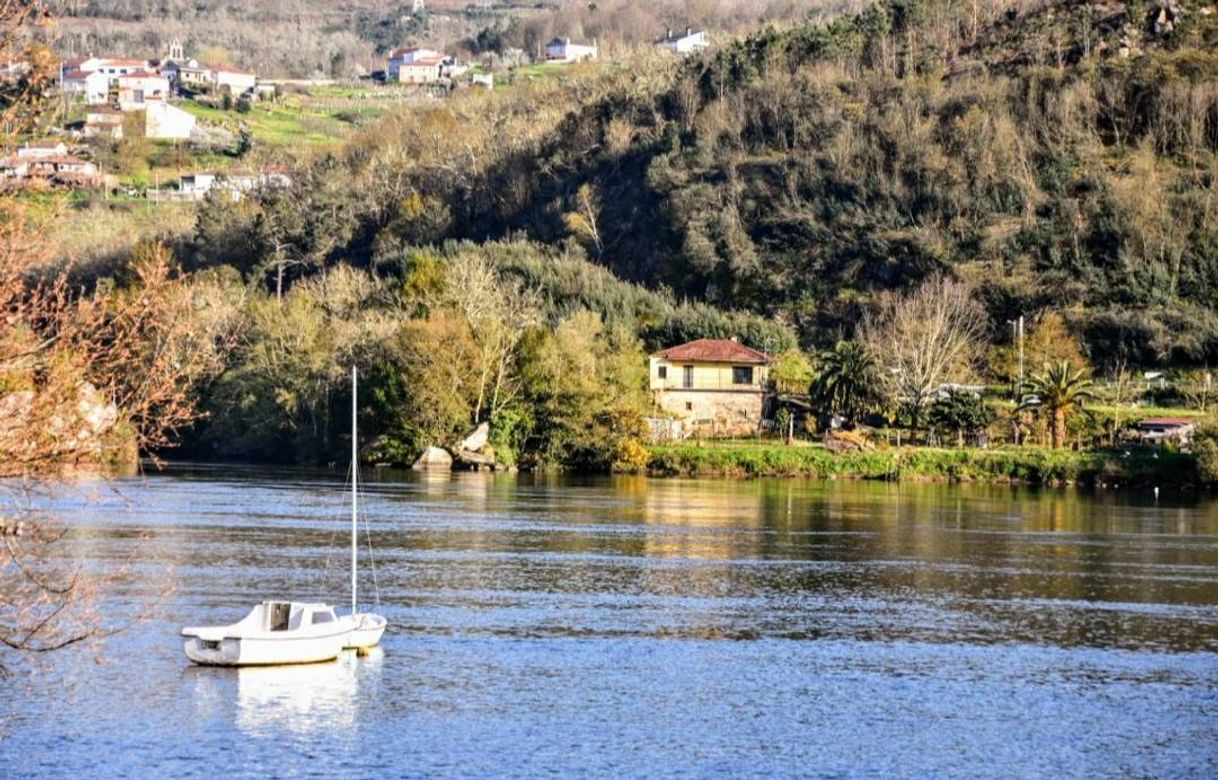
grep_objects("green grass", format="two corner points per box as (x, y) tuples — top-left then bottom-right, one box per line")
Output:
(643, 441), (1197, 486)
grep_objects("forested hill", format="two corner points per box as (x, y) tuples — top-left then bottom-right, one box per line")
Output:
(450, 0), (1218, 368)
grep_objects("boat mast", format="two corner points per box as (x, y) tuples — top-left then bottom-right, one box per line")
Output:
(351, 365), (358, 617)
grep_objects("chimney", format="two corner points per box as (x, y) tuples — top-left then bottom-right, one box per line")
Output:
(666, 28), (672, 39)
(730, 336), (739, 343)
(686, 27), (692, 37)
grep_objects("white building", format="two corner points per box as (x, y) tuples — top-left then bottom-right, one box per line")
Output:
(211, 65), (257, 94)
(545, 37), (598, 63)
(387, 48), (441, 81)
(145, 101), (197, 139)
(60, 68), (110, 104)
(117, 70), (170, 110)
(17, 140), (68, 158)
(657, 28), (709, 55)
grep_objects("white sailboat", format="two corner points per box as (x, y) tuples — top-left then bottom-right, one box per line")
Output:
(181, 367), (386, 666)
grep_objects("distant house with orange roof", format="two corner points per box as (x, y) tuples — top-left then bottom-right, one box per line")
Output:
(649, 338), (772, 435)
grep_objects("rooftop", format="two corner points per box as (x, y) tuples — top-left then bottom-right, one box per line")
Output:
(653, 339), (771, 364)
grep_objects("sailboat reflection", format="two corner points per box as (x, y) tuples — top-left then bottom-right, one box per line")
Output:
(234, 649), (383, 736)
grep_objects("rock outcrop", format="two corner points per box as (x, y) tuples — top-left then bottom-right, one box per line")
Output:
(412, 446), (454, 470)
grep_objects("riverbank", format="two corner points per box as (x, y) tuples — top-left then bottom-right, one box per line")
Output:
(645, 442), (1198, 486)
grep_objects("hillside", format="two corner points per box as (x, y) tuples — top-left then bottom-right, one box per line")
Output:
(456, 0), (1218, 367)
(45, 1), (839, 77)
(174, 0), (1218, 369)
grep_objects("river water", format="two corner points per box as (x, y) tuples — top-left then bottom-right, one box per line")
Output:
(2, 466), (1217, 778)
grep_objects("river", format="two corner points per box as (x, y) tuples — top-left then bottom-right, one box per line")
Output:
(2, 466), (1216, 777)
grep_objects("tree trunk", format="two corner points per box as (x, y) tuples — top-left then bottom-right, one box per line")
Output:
(1053, 408), (1066, 449)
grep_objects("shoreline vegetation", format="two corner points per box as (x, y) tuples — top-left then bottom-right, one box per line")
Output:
(6, 2), (1218, 488)
(642, 443), (1198, 487)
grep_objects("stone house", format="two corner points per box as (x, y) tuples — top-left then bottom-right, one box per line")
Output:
(84, 106), (125, 139)
(649, 338), (772, 436)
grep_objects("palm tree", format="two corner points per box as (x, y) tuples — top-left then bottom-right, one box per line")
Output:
(1020, 361), (1097, 449)
(810, 341), (885, 429)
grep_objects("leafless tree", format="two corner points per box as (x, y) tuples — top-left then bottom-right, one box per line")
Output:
(438, 251), (542, 424)
(862, 273), (987, 436)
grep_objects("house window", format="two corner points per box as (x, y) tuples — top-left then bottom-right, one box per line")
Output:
(682, 366), (694, 389)
(658, 366), (667, 380)
(733, 366), (754, 385)
(685, 402), (693, 411)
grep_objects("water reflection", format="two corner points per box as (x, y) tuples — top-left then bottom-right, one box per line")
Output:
(224, 651), (381, 737)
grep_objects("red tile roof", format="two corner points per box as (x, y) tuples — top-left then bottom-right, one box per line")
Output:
(1138, 417), (1195, 427)
(653, 339), (771, 364)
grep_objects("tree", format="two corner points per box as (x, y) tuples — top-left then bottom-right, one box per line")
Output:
(863, 275), (987, 437)
(564, 183), (605, 259)
(1020, 361), (1098, 449)
(928, 389), (994, 447)
(251, 156), (358, 298)
(809, 340), (885, 429)
(519, 310), (649, 470)
(770, 348), (814, 395)
(438, 251), (542, 425)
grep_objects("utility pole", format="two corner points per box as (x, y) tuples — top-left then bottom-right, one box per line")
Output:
(1017, 315), (1025, 399)
(1009, 316), (1025, 401)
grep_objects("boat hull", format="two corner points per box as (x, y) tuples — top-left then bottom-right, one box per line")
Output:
(183, 631), (347, 666)
(341, 613), (387, 650)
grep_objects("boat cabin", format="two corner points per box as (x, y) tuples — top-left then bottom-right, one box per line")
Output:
(258, 601), (338, 631)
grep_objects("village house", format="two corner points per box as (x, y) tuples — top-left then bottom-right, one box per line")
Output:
(546, 37), (598, 63)
(116, 70), (169, 110)
(397, 54), (446, 84)
(211, 64), (257, 94)
(162, 55), (257, 96)
(1136, 417), (1196, 448)
(1, 152), (99, 188)
(649, 338), (772, 436)
(145, 101), (196, 140)
(163, 58), (212, 91)
(60, 68), (110, 104)
(17, 140), (69, 158)
(0, 157), (28, 180)
(174, 168), (291, 201)
(657, 27), (709, 55)
(64, 56), (150, 78)
(387, 48), (441, 81)
(83, 105), (124, 140)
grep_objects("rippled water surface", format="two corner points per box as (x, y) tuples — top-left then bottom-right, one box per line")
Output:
(3, 467), (1218, 778)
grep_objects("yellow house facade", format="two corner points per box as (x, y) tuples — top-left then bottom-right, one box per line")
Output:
(649, 339), (771, 436)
